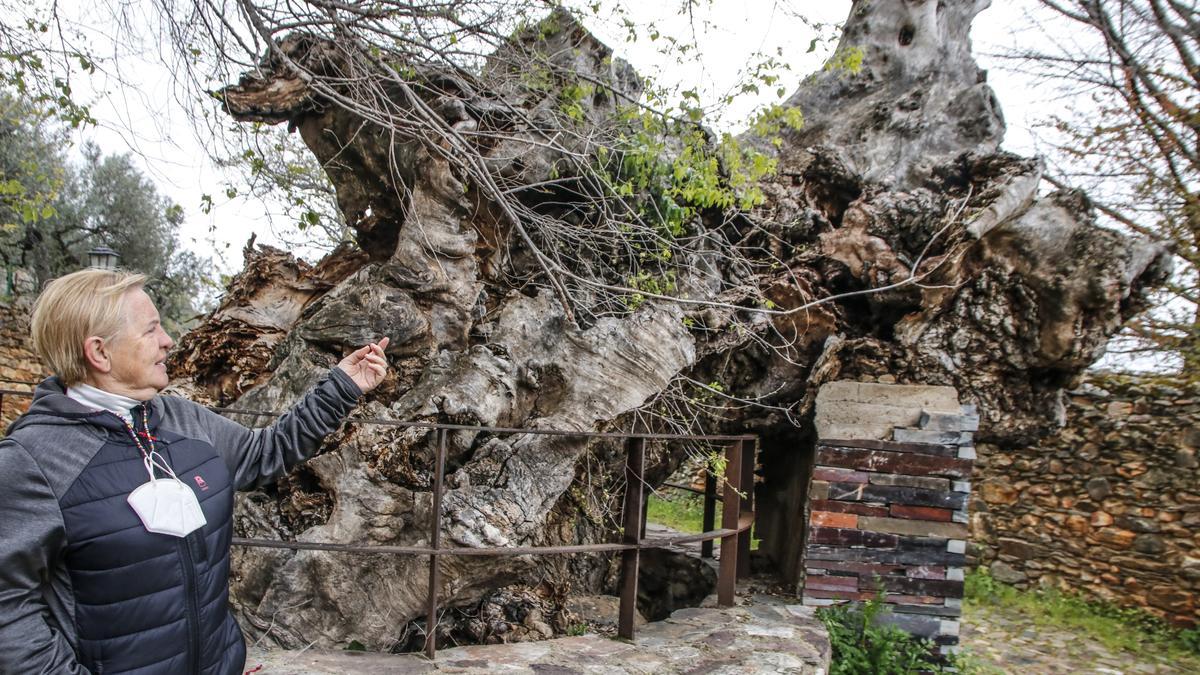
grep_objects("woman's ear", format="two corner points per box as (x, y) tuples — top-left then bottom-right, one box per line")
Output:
(82, 336), (112, 375)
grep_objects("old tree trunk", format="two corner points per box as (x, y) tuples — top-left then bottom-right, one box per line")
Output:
(167, 0), (1169, 650)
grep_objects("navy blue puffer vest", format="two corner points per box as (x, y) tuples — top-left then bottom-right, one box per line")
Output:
(1, 369), (361, 674)
(62, 408), (244, 675)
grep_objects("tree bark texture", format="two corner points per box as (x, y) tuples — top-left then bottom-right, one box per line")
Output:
(168, 0), (1170, 650)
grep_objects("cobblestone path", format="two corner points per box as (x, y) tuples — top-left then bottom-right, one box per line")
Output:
(960, 604), (1200, 674)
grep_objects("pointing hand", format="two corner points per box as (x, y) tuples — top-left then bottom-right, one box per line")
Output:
(336, 337), (390, 394)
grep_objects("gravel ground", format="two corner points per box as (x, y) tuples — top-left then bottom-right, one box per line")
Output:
(960, 604), (1200, 675)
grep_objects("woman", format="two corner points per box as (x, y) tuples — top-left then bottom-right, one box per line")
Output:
(0, 269), (389, 674)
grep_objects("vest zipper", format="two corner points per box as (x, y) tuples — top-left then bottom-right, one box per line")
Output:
(178, 538), (203, 674)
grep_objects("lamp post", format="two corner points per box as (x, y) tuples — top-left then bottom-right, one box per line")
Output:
(87, 246), (120, 270)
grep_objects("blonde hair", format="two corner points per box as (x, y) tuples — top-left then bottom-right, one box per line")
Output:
(31, 269), (147, 385)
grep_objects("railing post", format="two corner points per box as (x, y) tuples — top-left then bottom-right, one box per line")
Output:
(618, 437), (645, 640)
(718, 440), (742, 607)
(701, 468), (716, 559)
(424, 429), (448, 660)
(640, 490), (648, 539)
(737, 437), (756, 579)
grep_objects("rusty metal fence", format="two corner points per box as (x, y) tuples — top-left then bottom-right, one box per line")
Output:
(0, 383), (757, 660)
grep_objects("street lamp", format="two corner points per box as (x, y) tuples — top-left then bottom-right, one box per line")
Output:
(87, 246), (120, 270)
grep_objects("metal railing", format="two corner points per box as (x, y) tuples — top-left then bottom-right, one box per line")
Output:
(0, 385), (757, 659)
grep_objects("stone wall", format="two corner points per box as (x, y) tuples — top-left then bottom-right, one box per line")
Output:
(802, 382), (977, 655)
(0, 299), (43, 429)
(971, 375), (1200, 627)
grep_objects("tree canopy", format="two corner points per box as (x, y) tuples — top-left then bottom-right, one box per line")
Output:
(0, 94), (213, 333)
(1, 0), (1189, 372)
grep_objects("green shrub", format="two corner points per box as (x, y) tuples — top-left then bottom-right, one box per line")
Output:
(816, 593), (951, 675)
(1180, 628), (1200, 655)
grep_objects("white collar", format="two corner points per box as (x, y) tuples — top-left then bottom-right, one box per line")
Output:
(66, 382), (144, 423)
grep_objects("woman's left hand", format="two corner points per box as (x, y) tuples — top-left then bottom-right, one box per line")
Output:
(337, 337), (390, 394)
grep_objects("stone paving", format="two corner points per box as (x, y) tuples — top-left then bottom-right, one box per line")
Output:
(246, 583), (1200, 674)
(960, 604), (1200, 674)
(245, 601), (830, 674)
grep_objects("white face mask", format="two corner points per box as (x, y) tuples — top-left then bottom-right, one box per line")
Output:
(127, 453), (207, 538)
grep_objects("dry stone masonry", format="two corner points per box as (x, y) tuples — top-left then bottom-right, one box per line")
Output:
(972, 375), (1200, 627)
(0, 299), (42, 429)
(803, 381), (978, 655)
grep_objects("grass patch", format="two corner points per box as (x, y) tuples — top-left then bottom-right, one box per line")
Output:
(965, 568), (1200, 665)
(645, 491), (760, 550)
(646, 491), (706, 533)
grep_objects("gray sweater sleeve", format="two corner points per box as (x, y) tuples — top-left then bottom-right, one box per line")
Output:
(188, 368), (363, 491)
(0, 439), (89, 674)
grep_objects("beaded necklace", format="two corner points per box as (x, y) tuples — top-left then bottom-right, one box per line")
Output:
(121, 404), (168, 476)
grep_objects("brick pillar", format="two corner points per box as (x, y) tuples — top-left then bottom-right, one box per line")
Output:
(801, 381), (977, 656)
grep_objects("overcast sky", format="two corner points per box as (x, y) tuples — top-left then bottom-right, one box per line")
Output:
(60, 0), (1054, 271)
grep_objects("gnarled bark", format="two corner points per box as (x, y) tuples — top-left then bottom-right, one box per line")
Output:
(168, 0), (1169, 650)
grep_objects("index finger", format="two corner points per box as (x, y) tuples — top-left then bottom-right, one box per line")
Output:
(376, 336), (390, 351)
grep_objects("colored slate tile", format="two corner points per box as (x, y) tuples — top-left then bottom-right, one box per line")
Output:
(886, 603), (961, 618)
(875, 612), (941, 638)
(804, 545), (967, 567)
(892, 428), (972, 446)
(812, 466), (871, 483)
(858, 516), (969, 539)
(809, 499), (889, 517)
(810, 511), (859, 529)
(883, 594), (945, 605)
(807, 526), (898, 548)
(803, 588), (876, 601)
(804, 560), (908, 577)
(889, 504), (954, 522)
(906, 565), (947, 580)
(875, 574), (965, 597)
(819, 438), (959, 457)
(827, 482), (968, 510)
(869, 473), (951, 491)
(918, 411), (980, 432)
(810, 480), (830, 500)
(817, 446), (972, 478)
(805, 576), (860, 592)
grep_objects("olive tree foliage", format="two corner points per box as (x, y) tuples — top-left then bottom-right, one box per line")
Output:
(0, 95), (214, 333)
(0, 0), (95, 255)
(197, 2), (838, 259)
(1, 3), (215, 331)
(1000, 0), (1199, 373)
(149, 0), (841, 329)
(0, 0), (95, 129)
(211, 126), (351, 252)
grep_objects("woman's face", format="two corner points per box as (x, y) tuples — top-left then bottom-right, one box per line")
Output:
(103, 289), (175, 400)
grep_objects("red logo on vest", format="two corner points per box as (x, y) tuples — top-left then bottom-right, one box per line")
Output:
(193, 475), (209, 491)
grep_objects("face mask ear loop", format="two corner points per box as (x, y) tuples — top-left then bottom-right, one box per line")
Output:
(142, 455), (158, 482)
(145, 450), (180, 482)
